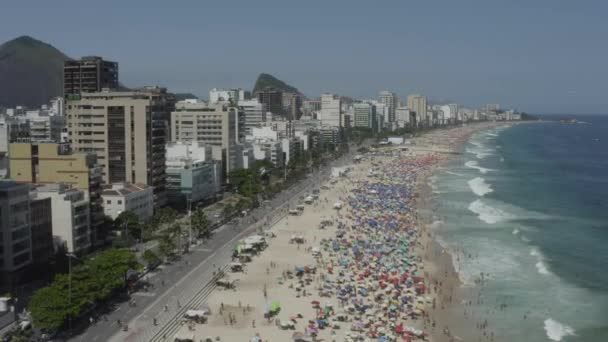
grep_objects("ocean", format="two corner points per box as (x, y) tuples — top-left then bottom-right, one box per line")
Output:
(431, 116), (608, 341)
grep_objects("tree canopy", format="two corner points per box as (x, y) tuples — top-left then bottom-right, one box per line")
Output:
(191, 208), (210, 238)
(28, 249), (139, 332)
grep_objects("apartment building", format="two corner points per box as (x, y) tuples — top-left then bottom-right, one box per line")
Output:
(34, 184), (90, 254)
(66, 87), (173, 207)
(170, 101), (240, 178)
(0, 181), (32, 278)
(64, 56), (119, 96)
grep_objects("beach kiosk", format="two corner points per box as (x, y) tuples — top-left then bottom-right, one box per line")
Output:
(184, 309), (208, 323)
(174, 332), (195, 342)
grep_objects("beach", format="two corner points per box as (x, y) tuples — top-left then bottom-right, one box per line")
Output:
(173, 122), (508, 342)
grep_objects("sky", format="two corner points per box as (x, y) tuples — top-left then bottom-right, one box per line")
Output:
(1, 0), (607, 114)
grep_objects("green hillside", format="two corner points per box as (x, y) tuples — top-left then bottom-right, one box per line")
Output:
(252, 73), (299, 94)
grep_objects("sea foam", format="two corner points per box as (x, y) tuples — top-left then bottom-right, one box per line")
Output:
(544, 318), (575, 341)
(445, 170), (464, 177)
(530, 248), (551, 276)
(465, 160), (492, 174)
(467, 177), (493, 196)
(468, 199), (510, 224)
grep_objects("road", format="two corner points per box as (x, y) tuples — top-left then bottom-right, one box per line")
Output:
(66, 151), (354, 342)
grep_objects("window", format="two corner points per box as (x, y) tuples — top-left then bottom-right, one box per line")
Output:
(107, 200), (111, 204)
(117, 200), (122, 205)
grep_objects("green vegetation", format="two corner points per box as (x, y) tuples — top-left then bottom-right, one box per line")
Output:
(191, 208), (210, 238)
(151, 207), (178, 227)
(252, 73), (300, 94)
(228, 160), (273, 198)
(142, 250), (161, 267)
(28, 249), (139, 332)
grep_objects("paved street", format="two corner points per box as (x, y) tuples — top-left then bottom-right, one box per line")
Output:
(67, 151), (354, 342)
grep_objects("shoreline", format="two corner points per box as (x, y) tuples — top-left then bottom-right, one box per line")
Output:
(412, 122), (518, 342)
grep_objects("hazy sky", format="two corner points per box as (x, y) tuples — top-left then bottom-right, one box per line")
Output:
(1, 0), (607, 114)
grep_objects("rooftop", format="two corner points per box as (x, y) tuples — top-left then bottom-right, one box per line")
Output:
(101, 183), (150, 197)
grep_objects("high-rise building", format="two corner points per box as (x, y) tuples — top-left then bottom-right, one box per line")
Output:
(0, 181), (32, 278)
(378, 91), (398, 123)
(238, 99), (267, 135)
(170, 101), (240, 178)
(485, 104), (500, 113)
(63, 56), (119, 96)
(303, 99), (322, 114)
(353, 103), (377, 132)
(407, 94), (428, 127)
(29, 195), (53, 267)
(282, 93), (302, 120)
(34, 184), (90, 254)
(9, 142), (104, 245)
(255, 88), (283, 116)
(319, 94), (342, 127)
(66, 87), (172, 207)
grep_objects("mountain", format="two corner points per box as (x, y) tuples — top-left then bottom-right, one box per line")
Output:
(0, 36), (71, 108)
(252, 73), (300, 95)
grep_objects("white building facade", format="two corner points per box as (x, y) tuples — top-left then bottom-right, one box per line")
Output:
(319, 94), (342, 127)
(36, 184), (90, 253)
(101, 183), (154, 223)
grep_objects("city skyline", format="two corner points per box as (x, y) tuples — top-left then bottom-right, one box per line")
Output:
(1, 0), (607, 114)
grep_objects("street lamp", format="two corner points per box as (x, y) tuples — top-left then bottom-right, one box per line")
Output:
(187, 196), (192, 249)
(66, 252), (79, 334)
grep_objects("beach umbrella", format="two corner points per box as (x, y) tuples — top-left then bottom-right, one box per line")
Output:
(270, 300), (281, 313)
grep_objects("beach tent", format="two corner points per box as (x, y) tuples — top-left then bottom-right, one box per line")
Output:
(174, 331), (195, 342)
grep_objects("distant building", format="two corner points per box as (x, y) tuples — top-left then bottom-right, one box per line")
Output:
(255, 88), (284, 116)
(50, 97), (65, 117)
(63, 56), (119, 96)
(165, 141), (222, 207)
(486, 104), (500, 113)
(34, 183), (90, 254)
(238, 99), (267, 135)
(407, 94), (428, 127)
(282, 93), (302, 120)
(101, 183), (154, 222)
(171, 101), (241, 178)
(209, 88), (245, 104)
(66, 87), (173, 207)
(319, 94), (342, 127)
(378, 91), (398, 123)
(353, 103), (377, 132)
(303, 99), (321, 115)
(395, 107), (413, 127)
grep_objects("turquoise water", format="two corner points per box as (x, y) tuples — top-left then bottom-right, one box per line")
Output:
(432, 117), (608, 341)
